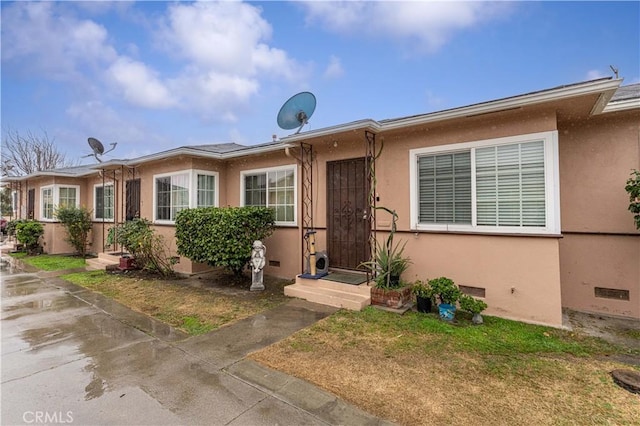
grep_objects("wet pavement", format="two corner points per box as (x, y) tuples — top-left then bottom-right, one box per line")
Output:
(1, 259), (392, 426)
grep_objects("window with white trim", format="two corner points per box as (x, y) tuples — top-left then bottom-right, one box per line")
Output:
(241, 166), (296, 225)
(41, 187), (54, 220)
(40, 185), (80, 221)
(11, 191), (18, 216)
(94, 184), (114, 221)
(410, 131), (560, 234)
(153, 170), (218, 223)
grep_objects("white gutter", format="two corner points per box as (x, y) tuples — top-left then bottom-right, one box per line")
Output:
(601, 98), (640, 113)
(383, 78), (623, 131)
(124, 142), (297, 166)
(280, 119), (381, 143)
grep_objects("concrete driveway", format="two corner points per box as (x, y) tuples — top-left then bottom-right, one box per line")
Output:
(1, 261), (392, 426)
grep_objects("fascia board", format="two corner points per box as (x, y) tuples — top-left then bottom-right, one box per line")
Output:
(2, 169), (98, 181)
(279, 120), (382, 143)
(124, 143), (296, 166)
(381, 78), (623, 131)
(602, 98), (640, 113)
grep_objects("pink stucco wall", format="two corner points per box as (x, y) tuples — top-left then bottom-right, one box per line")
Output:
(558, 108), (640, 319)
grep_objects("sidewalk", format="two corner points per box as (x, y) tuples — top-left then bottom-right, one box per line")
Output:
(1, 263), (394, 425)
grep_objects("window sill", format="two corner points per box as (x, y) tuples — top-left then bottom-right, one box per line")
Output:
(274, 222), (297, 228)
(404, 228), (563, 238)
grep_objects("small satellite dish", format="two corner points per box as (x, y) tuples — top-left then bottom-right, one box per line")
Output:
(277, 92), (316, 134)
(88, 137), (104, 155)
(85, 137), (117, 162)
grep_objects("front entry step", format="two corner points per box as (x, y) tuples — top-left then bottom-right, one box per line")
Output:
(85, 252), (122, 271)
(284, 275), (371, 311)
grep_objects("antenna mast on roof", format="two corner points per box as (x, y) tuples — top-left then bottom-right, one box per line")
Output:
(610, 65), (619, 79)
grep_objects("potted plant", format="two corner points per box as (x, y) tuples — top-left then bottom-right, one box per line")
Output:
(412, 279), (434, 313)
(459, 294), (488, 325)
(360, 207), (412, 309)
(428, 277), (461, 321)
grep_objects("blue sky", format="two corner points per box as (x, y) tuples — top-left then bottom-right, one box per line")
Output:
(2, 1), (638, 165)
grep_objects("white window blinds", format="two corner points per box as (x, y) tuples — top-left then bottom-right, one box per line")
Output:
(418, 152), (471, 224)
(476, 141), (545, 227)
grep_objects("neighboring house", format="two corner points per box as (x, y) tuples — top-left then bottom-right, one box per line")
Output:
(4, 77), (639, 327)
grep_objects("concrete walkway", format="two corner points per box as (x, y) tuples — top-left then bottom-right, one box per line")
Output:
(1, 262), (394, 425)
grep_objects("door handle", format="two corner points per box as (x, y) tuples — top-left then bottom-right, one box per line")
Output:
(362, 210), (368, 220)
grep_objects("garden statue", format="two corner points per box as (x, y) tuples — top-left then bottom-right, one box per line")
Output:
(250, 240), (266, 291)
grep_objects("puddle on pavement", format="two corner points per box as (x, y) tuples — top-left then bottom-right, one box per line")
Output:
(0, 255), (38, 276)
(2, 278), (47, 297)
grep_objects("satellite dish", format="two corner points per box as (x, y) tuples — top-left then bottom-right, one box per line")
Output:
(277, 92), (316, 134)
(88, 137), (104, 155)
(85, 137), (117, 162)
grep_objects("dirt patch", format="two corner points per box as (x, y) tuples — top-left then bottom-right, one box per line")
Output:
(181, 268), (293, 299)
(564, 309), (640, 351)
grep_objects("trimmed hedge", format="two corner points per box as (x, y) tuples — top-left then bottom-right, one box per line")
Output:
(175, 207), (275, 275)
(15, 220), (44, 253)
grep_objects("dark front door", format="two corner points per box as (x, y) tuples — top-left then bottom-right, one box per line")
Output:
(27, 189), (35, 219)
(126, 179), (141, 220)
(327, 157), (370, 270)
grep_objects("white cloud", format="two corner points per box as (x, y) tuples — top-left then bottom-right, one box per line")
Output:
(301, 1), (512, 53)
(107, 57), (176, 109)
(154, 1), (308, 121)
(1, 2), (117, 79)
(585, 69), (610, 80)
(324, 56), (345, 79)
(160, 1), (304, 79)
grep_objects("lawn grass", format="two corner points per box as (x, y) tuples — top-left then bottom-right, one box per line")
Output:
(61, 270), (290, 336)
(10, 253), (86, 271)
(250, 307), (640, 426)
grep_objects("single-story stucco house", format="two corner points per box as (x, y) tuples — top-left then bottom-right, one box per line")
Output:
(4, 77), (639, 328)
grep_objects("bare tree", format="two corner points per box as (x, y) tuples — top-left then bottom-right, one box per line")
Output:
(1, 129), (77, 176)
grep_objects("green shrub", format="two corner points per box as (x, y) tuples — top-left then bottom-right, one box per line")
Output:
(55, 205), (92, 257)
(625, 169), (640, 230)
(175, 206), (275, 276)
(6, 219), (28, 237)
(15, 220), (44, 253)
(459, 294), (488, 314)
(412, 279), (434, 299)
(106, 218), (174, 276)
(428, 276), (461, 305)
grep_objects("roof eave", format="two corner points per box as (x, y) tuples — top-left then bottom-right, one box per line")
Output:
(2, 169), (99, 181)
(383, 78), (623, 131)
(601, 98), (640, 114)
(125, 142), (294, 166)
(280, 120), (382, 143)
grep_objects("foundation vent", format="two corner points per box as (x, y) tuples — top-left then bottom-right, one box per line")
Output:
(594, 287), (629, 301)
(459, 285), (486, 298)
(269, 260), (280, 267)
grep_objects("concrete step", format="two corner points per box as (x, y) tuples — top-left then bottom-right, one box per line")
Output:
(86, 256), (119, 271)
(99, 252), (126, 263)
(296, 275), (371, 296)
(285, 282), (371, 311)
